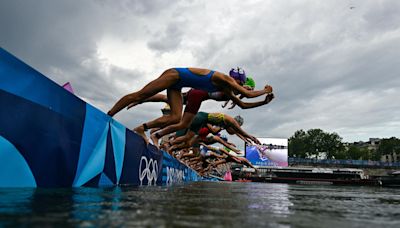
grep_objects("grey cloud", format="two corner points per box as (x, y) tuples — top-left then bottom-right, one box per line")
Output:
(147, 22), (185, 52)
(362, 1), (400, 34)
(1, 0), (400, 143)
(98, 0), (174, 16)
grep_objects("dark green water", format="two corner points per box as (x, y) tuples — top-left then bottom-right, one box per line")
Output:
(0, 182), (399, 227)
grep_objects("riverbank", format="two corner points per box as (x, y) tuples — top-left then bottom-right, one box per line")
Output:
(231, 165), (400, 187)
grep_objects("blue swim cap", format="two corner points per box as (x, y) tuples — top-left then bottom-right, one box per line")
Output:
(229, 67), (246, 84)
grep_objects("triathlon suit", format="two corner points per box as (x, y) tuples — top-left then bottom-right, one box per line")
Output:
(182, 89), (229, 114)
(189, 112), (227, 133)
(189, 112), (209, 134)
(171, 68), (219, 92)
(175, 129), (188, 138)
(184, 89), (210, 114)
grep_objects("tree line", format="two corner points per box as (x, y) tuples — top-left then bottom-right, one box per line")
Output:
(288, 129), (400, 161)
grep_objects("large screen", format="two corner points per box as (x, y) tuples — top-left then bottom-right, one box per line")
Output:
(245, 138), (288, 167)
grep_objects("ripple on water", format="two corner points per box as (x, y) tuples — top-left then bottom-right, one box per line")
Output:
(0, 182), (400, 227)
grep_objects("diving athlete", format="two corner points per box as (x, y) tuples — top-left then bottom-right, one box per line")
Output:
(167, 111), (260, 152)
(107, 67), (273, 144)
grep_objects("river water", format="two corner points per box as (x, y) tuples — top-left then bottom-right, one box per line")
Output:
(0, 182), (399, 227)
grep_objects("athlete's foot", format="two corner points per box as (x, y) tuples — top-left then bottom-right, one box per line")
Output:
(150, 133), (160, 149)
(133, 126), (149, 145)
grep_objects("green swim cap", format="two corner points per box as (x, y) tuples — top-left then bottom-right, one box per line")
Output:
(245, 76), (255, 89)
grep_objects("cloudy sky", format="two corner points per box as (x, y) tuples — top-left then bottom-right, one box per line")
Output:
(1, 0), (399, 145)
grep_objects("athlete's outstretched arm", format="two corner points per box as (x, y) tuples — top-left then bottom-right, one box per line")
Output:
(226, 92), (274, 109)
(235, 132), (252, 144)
(206, 124), (223, 135)
(226, 85), (254, 109)
(212, 136), (240, 153)
(201, 144), (231, 157)
(225, 115), (261, 144)
(216, 74), (272, 99)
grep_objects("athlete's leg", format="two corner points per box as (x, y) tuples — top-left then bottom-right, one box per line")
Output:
(126, 93), (168, 110)
(168, 131), (196, 153)
(151, 112), (196, 143)
(135, 89), (183, 145)
(107, 68), (178, 116)
(148, 89), (183, 146)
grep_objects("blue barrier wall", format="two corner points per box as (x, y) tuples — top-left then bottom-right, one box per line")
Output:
(0, 47), (201, 187)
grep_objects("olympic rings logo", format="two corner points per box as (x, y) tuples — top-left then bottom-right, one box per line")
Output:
(139, 156), (159, 186)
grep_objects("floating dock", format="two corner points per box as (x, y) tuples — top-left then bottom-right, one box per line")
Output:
(0, 47), (200, 188)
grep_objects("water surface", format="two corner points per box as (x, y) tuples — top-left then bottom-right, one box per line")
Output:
(0, 182), (399, 227)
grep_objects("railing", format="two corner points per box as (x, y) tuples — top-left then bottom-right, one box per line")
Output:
(288, 158), (400, 168)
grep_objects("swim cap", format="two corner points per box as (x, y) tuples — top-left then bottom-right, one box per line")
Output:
(198, 127), (210, 139)
(244, 76), (255, 89)
(229, 67), (246, 84)
(234, 115), (244, 126)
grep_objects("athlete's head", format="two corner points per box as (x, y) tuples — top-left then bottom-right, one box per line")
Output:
(234, 115), (244, 126)
(198, 127), (210, 139)
(244, 76), (255, 90)
(229, 67), (246, 85)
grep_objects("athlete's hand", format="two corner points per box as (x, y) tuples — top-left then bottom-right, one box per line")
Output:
(264, 93), (275, 104)
(250, 136), (261, 145)
(228, 102), (237, 109)
(264, 85), (273, 93)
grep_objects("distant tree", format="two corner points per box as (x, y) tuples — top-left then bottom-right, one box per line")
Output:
(334, 149), (347, 160)
(347, 145), (363, 160)
(288, 130), (307, 158)
(376, 137), (400, 159)
(289, 128), (345, 159)
(322, 132), (345, 159)
(360, 148), (373, 160)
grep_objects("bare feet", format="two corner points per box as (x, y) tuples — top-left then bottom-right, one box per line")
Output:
(133, 125), (149, 145)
